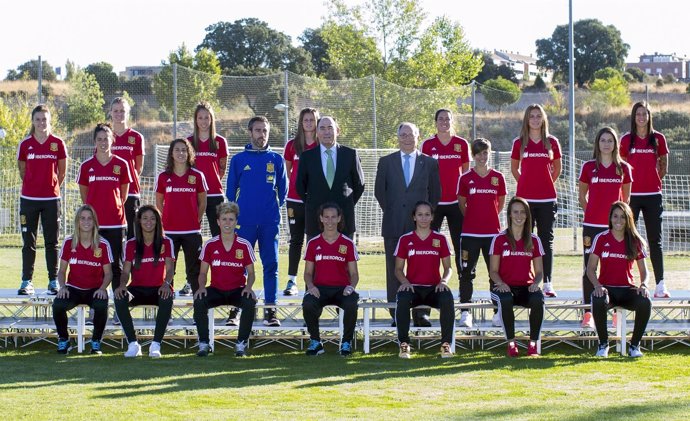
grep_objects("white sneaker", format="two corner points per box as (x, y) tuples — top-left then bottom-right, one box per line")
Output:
(149, 341), (162, 358)
(628, 345), (644, 358)
(595, 343), (609, 358)
(492, 313), (503, 327)
(654, 280), (670, 298)
(458, 311), (473, 328)
(124, 341), (142, 357)
(543, 282), (557, 297)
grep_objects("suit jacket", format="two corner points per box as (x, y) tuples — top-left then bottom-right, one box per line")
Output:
(297, 144), (365, 237)
(374, 150), (441, 239)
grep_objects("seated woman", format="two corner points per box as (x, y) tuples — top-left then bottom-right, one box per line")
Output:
(302, 202), (360, 357)
(52, 204), (113, 355)
(489, 196), (545, 357)
(193, 202), (257, 357)
(114, 205), (175, 358)
(394, 201), (454, 359)
(586, 201), (652, 358)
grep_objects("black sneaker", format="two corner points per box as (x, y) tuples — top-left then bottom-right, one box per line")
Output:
(306, 339), (324, 356)
(90, 340), (102, 355)
(178, 283), (193, 297)
(57, 339), (71, 354)
(226, 308), (241, 326)
(263, 308), (281, 327)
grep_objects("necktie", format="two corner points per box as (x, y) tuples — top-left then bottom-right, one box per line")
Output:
(326, 148), (335, 188)
(403, 154), (411, 187)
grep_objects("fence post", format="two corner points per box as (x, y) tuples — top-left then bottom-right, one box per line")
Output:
(471, 80), (476, 140)
(37, 55), (43, 104)
(568, 0), (577, 251)
(645, 84), (649, 104)
(173, 63), (178, 140)
(284, 70), (289, 145)
(371, 75), (377, 150)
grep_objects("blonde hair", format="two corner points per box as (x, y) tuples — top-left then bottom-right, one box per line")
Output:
(519, 104), (553, 160)
(71, 204), (101, 252)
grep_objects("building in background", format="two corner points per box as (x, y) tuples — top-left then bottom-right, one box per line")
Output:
(490, 50), (553, 82)
(119, 66), (163, 80)
(626, 53), (688, 81)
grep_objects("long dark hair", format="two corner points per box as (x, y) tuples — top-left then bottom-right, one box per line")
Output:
(192, 101), (218, 153)
(629, 101), (657, 154)
(608, 201), (647, 261)
(506, 196), (534, 252)
(294, 107), (320, 156)
(165, 138), (195, 173)
(133, 205), (164, 270)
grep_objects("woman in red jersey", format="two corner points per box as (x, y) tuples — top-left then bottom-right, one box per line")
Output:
(489, 197), (544, 357)
(586, 201), (651, 358)
(155, 138), (208, 296)
(302, 202), (360, 357)
(52, 205), (113, 355)
(193, 202), (257, 357)
(620, 101), (669, 298)
(110, 97), (145, 240)
(578, 127), (632, 328)
(114, 205), (175, 358)
(77, 123), (132, 292)
(394, 201), (454, 359)
(188, 101), (228, 237)
(510, 104), (561, 297)
(17, 105), (67, 295)
(457, 138), (506, 329)
(282, 107), (320, 297)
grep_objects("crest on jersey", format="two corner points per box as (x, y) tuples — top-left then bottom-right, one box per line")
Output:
(266, 162), (275, 173)
(20, 215), (27, 225)
(50, 142), (58, 152)
(235, 249), (244, 259)
(287, 208), (294, 218)
(432, 239), (440, 248)
(188, 175), (196, 184)
(339, 245), (347, 254)
(491, 177), (499, 186)
(583, 236), (592, 248)
(454, 144), (461, 152)
(462, 250), (469, 261)
(128, 136), (136, 145)
(94, 248), (102, 258)
(113, 165), (121, 175)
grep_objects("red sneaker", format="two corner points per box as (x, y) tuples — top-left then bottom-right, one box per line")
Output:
(507, 341), (519, 357)
(527, 341), (539, 357)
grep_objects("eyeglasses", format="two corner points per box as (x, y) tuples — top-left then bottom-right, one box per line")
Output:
(399, 133), (416, 139)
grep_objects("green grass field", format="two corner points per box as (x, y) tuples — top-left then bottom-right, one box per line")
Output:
(2, 247), (690, 420)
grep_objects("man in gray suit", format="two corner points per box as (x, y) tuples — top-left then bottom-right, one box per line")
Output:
(374, 122), (441, 326)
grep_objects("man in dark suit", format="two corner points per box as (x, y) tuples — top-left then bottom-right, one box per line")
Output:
(375, 122), (441, 326)
(297, 116), (365, 239)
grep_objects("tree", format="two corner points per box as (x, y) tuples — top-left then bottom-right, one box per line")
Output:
(482, 77), (521, 112)
(198, 18), (313, 75)
(475, 52), (518, 84)
(588, 68), (629, 109)
(320, 21), (384, 79)
(65, 60), (78, 82)
(299, 28), (331, 77)
(65, 70), (105, 132)
(536, 19), (629, 87)
(85, 62), (119, 95)
(625, 67), (646, 83)
(153, 44), (223, 120)
(5, 59), (57, 81)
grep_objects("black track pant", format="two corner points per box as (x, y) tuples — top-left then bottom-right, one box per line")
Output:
(114, 286), (173, 343)
(431, 203), (463, 273)
(168, 233), (203, 291)
(591, 286), (652, 347)
(194, 286), (257, 343)
(124, 196), (140, 240)
(630, 194), (664, 284)
(459, 235), (496, 311)
(528, 201), (556, 284)
(53, 286), (108, 341)
(302, 286), (359, 343)
(20, 198), (61, 281)
(492, 286), (544, 341)
(99, 228), (125, 290)
(396, 286), (455, 344)
(286, 201), (307, 277)
(205, 196), (225, 238)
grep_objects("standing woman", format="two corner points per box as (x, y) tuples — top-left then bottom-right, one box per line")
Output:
(155, 139), (207, 296)
(187, 101), (228, 237)
(52, 205), (113, 354)
(489, 197), (545, 357)
(620, 102), (670, 298)
(457, 138), (506, 328)
(578, 127), (632, 328)
(194, 202), (257, 357)
(302, 202), (360, 357)
(510, 104), (561, 297)
(77, 123), (132, 293)
(282, 107), (320, 297)
(114, 205), (175, 358)
(17, 105), (67, 295)
(110, 97), (145, 240)
(394, 201), (455, 359)
(586, 201), (652, 358)
(421, 108), (470, 274)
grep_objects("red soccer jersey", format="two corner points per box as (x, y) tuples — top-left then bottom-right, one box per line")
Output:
(579, 160), (633, 227)
(284, 138), (318, 202)
(59, 236), (113, 290)
(510, 136), (562, 202)
(394, 231), (451, 286)
(200, 235), (256, 290)
(187, 135), (229, 197)
(16, 134), (67, 200)
(112, 128), (145, 197)
(304, 234), (359, 287)
(155, 168), (208, 234)
(490, 232), (544, 287)
(77, 155), (133, 229)
(620, 132), (669, 195)
(124, 236), (175, 288)
(591, 230), (646, 287)
(421, 135), (470, 204)
(458, 168), (507, 236)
